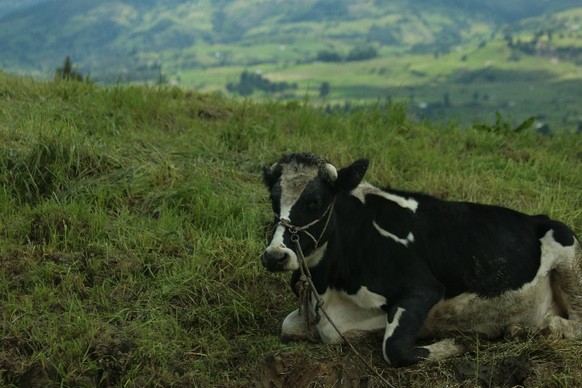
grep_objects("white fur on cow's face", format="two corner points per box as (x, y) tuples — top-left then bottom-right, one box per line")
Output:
(264, 224), (299, 271)
(279, 163), (320, 221)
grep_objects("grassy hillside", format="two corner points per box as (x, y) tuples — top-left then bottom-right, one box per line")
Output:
(0, 72), (581, 386)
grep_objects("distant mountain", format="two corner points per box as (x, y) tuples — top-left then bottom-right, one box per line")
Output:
(1, 0), (582, 81)
(419, 0), (582, 21)
(0, 0), (50, 19)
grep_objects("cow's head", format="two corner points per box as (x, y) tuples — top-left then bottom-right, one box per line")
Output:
(262, 153), (368, 272)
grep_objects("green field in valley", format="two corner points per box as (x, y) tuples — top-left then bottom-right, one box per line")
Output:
(179, 36), (582, 133)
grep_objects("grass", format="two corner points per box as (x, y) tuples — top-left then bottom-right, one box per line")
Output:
(0, 71), (581, 386)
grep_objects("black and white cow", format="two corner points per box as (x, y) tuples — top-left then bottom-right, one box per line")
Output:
(262, 152), (582, 367)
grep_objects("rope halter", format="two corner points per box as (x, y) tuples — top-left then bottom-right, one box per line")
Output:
(274, 198), (335, 331)
(276, 197), (336, 251)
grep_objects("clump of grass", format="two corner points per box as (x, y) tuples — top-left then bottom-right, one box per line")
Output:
(0, 73), (581, 386)
(2, 132), (116, 205)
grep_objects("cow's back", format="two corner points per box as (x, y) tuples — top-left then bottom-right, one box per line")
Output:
(410, 199), (549, 297)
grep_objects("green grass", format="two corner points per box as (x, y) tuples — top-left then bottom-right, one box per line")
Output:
(0, 72), (581, 386)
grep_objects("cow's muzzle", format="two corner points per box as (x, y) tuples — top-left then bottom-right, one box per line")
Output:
(262, 247), (296, 272)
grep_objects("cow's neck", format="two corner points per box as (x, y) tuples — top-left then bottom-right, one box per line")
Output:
(307, 195), (366, 295)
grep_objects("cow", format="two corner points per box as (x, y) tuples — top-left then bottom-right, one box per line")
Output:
(261, 152), (582, 367)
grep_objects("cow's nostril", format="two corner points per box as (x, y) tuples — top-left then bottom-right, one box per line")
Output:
(277, 254), (289, 266)
(263, 250), (285, 262)
(263, 250), (289, 271)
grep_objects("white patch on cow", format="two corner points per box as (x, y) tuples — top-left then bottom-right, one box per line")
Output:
(351, 286), (387, 309)
(383, 307), (405, 364)
(373, 221), (415, 247)
(264, 224), (298, 270)
(351, 182), (418, 212)
(264, 240), (327, 272)
(539, 229), (574, 274)
(281, 308), (320, 340)
(419, 229), (581, 339)
(267, 224), (286, 250)
(304, 242), (328, 268)
(279, 163), (319, 221)
(314, 287), (386, 344)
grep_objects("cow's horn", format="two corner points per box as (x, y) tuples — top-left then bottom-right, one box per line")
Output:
(325, 163), (338, 181)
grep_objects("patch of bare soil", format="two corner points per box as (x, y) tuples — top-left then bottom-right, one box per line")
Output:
(89, 329), (136, 387)
(256, 330), (556, 388)
(451, 356), (530, 387)
(261, 352), (374, 388)
(258, 349), (533, 388)
(259, 333), (394, 388)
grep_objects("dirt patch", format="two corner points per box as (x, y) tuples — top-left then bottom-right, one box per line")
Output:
(89, 329), (136, 386)
(452, 356), (530, 387)
(258, 349), (534, 387)
(261, 352), (374, 388)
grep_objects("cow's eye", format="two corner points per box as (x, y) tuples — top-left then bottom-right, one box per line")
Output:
(306, 198), (322, 211)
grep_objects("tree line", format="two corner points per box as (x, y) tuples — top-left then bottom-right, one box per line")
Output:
(316, 45), (378, 62)
(226, 70), (298, 96)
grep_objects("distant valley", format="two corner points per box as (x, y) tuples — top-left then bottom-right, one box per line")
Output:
(1, 0), (582, 131)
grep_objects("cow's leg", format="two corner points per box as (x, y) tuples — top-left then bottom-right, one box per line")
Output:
(544, 235), (582, 338)
(281, 309), (320, 341)
(382, 292), (464, 366)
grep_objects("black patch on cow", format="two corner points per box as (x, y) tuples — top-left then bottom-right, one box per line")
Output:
(413, 200), (543, 298)
(367, 194), (415, 242)
(538, 218), (577, 246)
(386, 305), (399, 324)
(335, 159), (369, 193)
(263, 164), (282, 190)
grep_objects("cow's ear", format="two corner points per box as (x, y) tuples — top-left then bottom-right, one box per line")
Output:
(263, 163), (280, 189)
(335, 159), (369, 192)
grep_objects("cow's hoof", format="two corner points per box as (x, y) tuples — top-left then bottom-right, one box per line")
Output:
(505, 324), (535, 339)
(423, 338), (466, 361)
